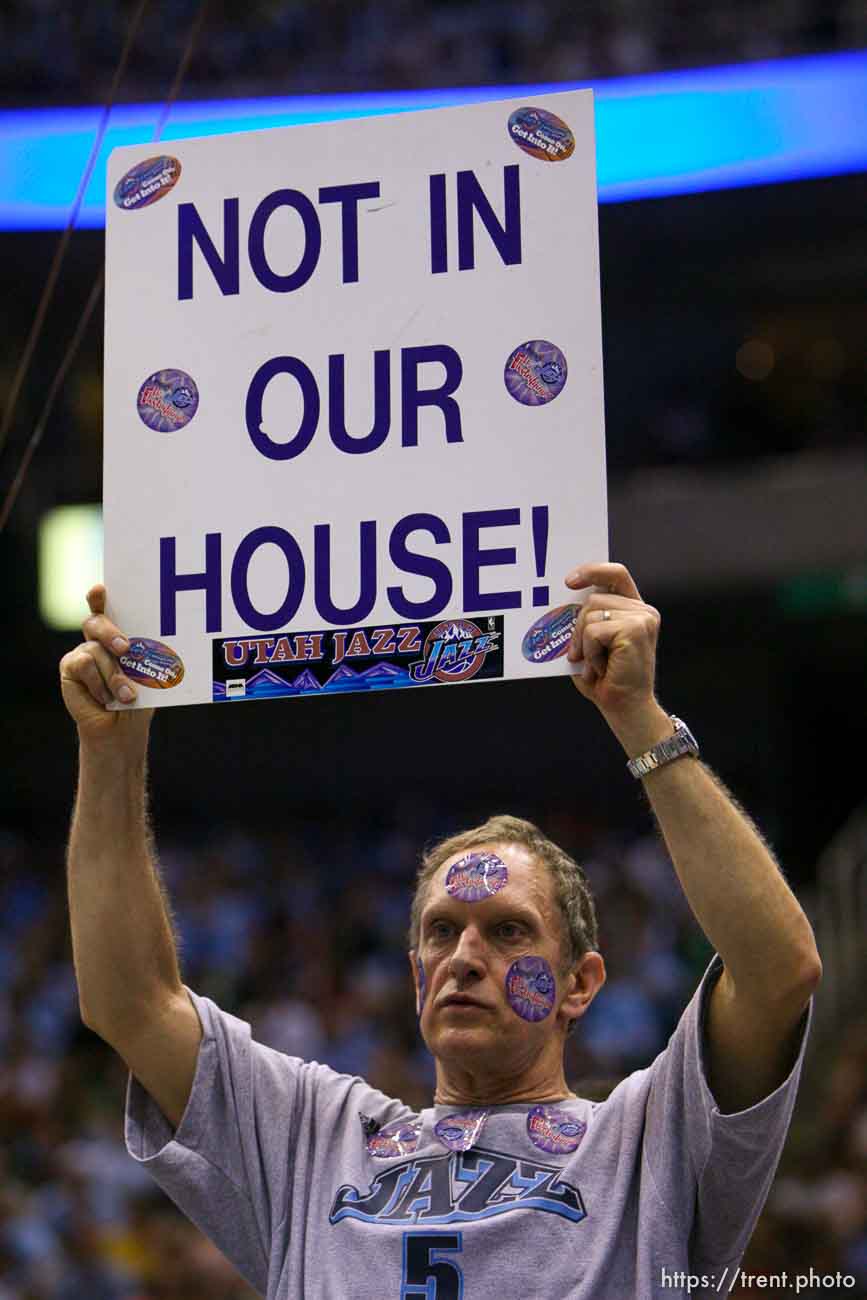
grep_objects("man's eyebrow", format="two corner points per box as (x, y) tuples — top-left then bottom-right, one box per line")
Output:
(421, 900), (542, 927)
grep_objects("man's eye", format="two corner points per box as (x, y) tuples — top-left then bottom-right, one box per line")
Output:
(429, 922), (452, 940)
(497, 922), (524, 939)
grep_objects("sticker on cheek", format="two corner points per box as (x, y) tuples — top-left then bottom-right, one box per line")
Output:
(527, 1105), (586, 1155)
(416, 955), (427, 1015)
(445, 852), (508, 902)
(505, 955), (556, 1022)
(434, 1109), (489, 1152)
(366, 1117), (422, 1159)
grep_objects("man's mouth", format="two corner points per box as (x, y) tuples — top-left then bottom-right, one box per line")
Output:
(439, 994), (492, 1011)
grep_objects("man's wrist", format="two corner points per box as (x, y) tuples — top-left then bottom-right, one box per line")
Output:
(78, 734), (148, 780)
(601, 699), (674, 759)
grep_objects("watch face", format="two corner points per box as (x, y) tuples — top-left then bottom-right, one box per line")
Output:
(672, 718), (699, 754)
(629, 718), (698, 779)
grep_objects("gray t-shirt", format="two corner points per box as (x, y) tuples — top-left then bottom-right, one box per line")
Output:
(125, 956), (810, 1299)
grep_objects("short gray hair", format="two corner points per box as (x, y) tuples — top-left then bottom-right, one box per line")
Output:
(409, 814), (599, 968)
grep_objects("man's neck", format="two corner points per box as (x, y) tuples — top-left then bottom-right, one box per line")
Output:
(433, 1056), (576, 1107)
(433, 1085), (578, 1106)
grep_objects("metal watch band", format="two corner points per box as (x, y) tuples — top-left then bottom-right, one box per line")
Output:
(626, 716), (699, 779)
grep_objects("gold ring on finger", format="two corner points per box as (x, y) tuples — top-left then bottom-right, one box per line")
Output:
(601, 609), (611, 621)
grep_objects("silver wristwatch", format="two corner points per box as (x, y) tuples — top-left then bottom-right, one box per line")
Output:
(627, 716), (699, 779)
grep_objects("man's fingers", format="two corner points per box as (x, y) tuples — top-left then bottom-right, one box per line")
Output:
(84, 584), (130, 655)
(568, 605), (620, 663)
(569, 601), (659, 658)
(82, 610), (129, 657)
(65, 641), (137, 705)
(564, 562), (642, 602)
(567, 608), (627, 667)
(88, 640), (137, 702)
(581, 621), (617, 675)
(64, 649), (112, 708)
(86, 584), (106, 616)
(580, 592), (646, 613)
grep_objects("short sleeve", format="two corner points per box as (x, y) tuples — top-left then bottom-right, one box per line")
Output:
(124, 986), (406, 1295)
(643, 955), (811, 1271)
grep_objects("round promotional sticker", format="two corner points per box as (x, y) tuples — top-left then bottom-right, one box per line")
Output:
(113, 155), (182, 210)
(505, 956), (555, 1022)
(445, 852), (508, 902)
(527, 1105), (586, 1155)
(119, 638), (185, 690)
(137, 369), (199, 432)
(507, 108), (575, 162)
(434, 1109), (489, 1153)
(367, 1118), (422, 1159)
(521, 605), (579, 664)
(504, 340), (567, 406)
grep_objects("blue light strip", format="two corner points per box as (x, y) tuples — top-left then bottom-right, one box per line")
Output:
(1, 51), (865, 229)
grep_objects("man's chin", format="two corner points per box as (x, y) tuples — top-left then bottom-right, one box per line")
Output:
(429, 1022), (501, 1060)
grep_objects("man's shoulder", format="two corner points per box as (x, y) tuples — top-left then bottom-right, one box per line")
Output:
(186, 988), (415, 1125)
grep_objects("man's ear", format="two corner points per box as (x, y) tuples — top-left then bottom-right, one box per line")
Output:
(560, 951), (606, 1032)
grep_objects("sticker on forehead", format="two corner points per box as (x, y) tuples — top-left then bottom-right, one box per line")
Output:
(505, 956), (556, 1022)
(366, 1117), (422, 1159)
(445, 852), (508, 902)
(527, 1105), (586, 1155)
(434, 1109), (489, 1153)
(416, 955), (427, 1015)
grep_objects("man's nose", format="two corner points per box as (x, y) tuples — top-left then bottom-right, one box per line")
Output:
(449, 926), (487, 983)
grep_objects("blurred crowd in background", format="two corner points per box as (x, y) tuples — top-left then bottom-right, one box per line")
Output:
(0, 814), (864, 1298)
(1, 0), (866, 104)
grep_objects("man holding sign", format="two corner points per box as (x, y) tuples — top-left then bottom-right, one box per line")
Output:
(61, 560), (819, 1299)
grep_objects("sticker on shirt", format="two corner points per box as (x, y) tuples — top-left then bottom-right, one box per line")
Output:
(434, 1109), (489, 1153)
(445, 852), (508, 902)
(136, 368), (199, 432)
(508, 107), (575, 162)
(527, 1105), (586, 1155)
(366, 1117), (422, 1159)
(521, 604), (579, 664)
(506, 956), (555, 1022)
(504, 340), (568, 406)
(113, 155), (182, 210)
(118, 638), (184, 689)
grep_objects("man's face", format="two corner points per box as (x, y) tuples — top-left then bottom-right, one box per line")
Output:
(412, 842), (575, 1070)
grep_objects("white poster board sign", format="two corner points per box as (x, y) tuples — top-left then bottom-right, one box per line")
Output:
(103, 91), (607, 709)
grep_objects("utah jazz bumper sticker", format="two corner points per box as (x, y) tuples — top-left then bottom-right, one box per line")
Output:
(212, 615), (504, 702)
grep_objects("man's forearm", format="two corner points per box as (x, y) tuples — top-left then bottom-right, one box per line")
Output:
(67, 742), (184, 1035)
(608, 701), (820, 998)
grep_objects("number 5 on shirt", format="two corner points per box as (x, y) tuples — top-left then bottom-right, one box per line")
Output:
(401, 1232), (464, 1298)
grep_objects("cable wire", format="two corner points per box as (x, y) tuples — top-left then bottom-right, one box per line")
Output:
(0, 0), (150, 462)
(0, 0), (211, 535)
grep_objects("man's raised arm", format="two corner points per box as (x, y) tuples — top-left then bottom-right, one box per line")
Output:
(566, 562), (821, 1114)
(61, 584), (201, 1128)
